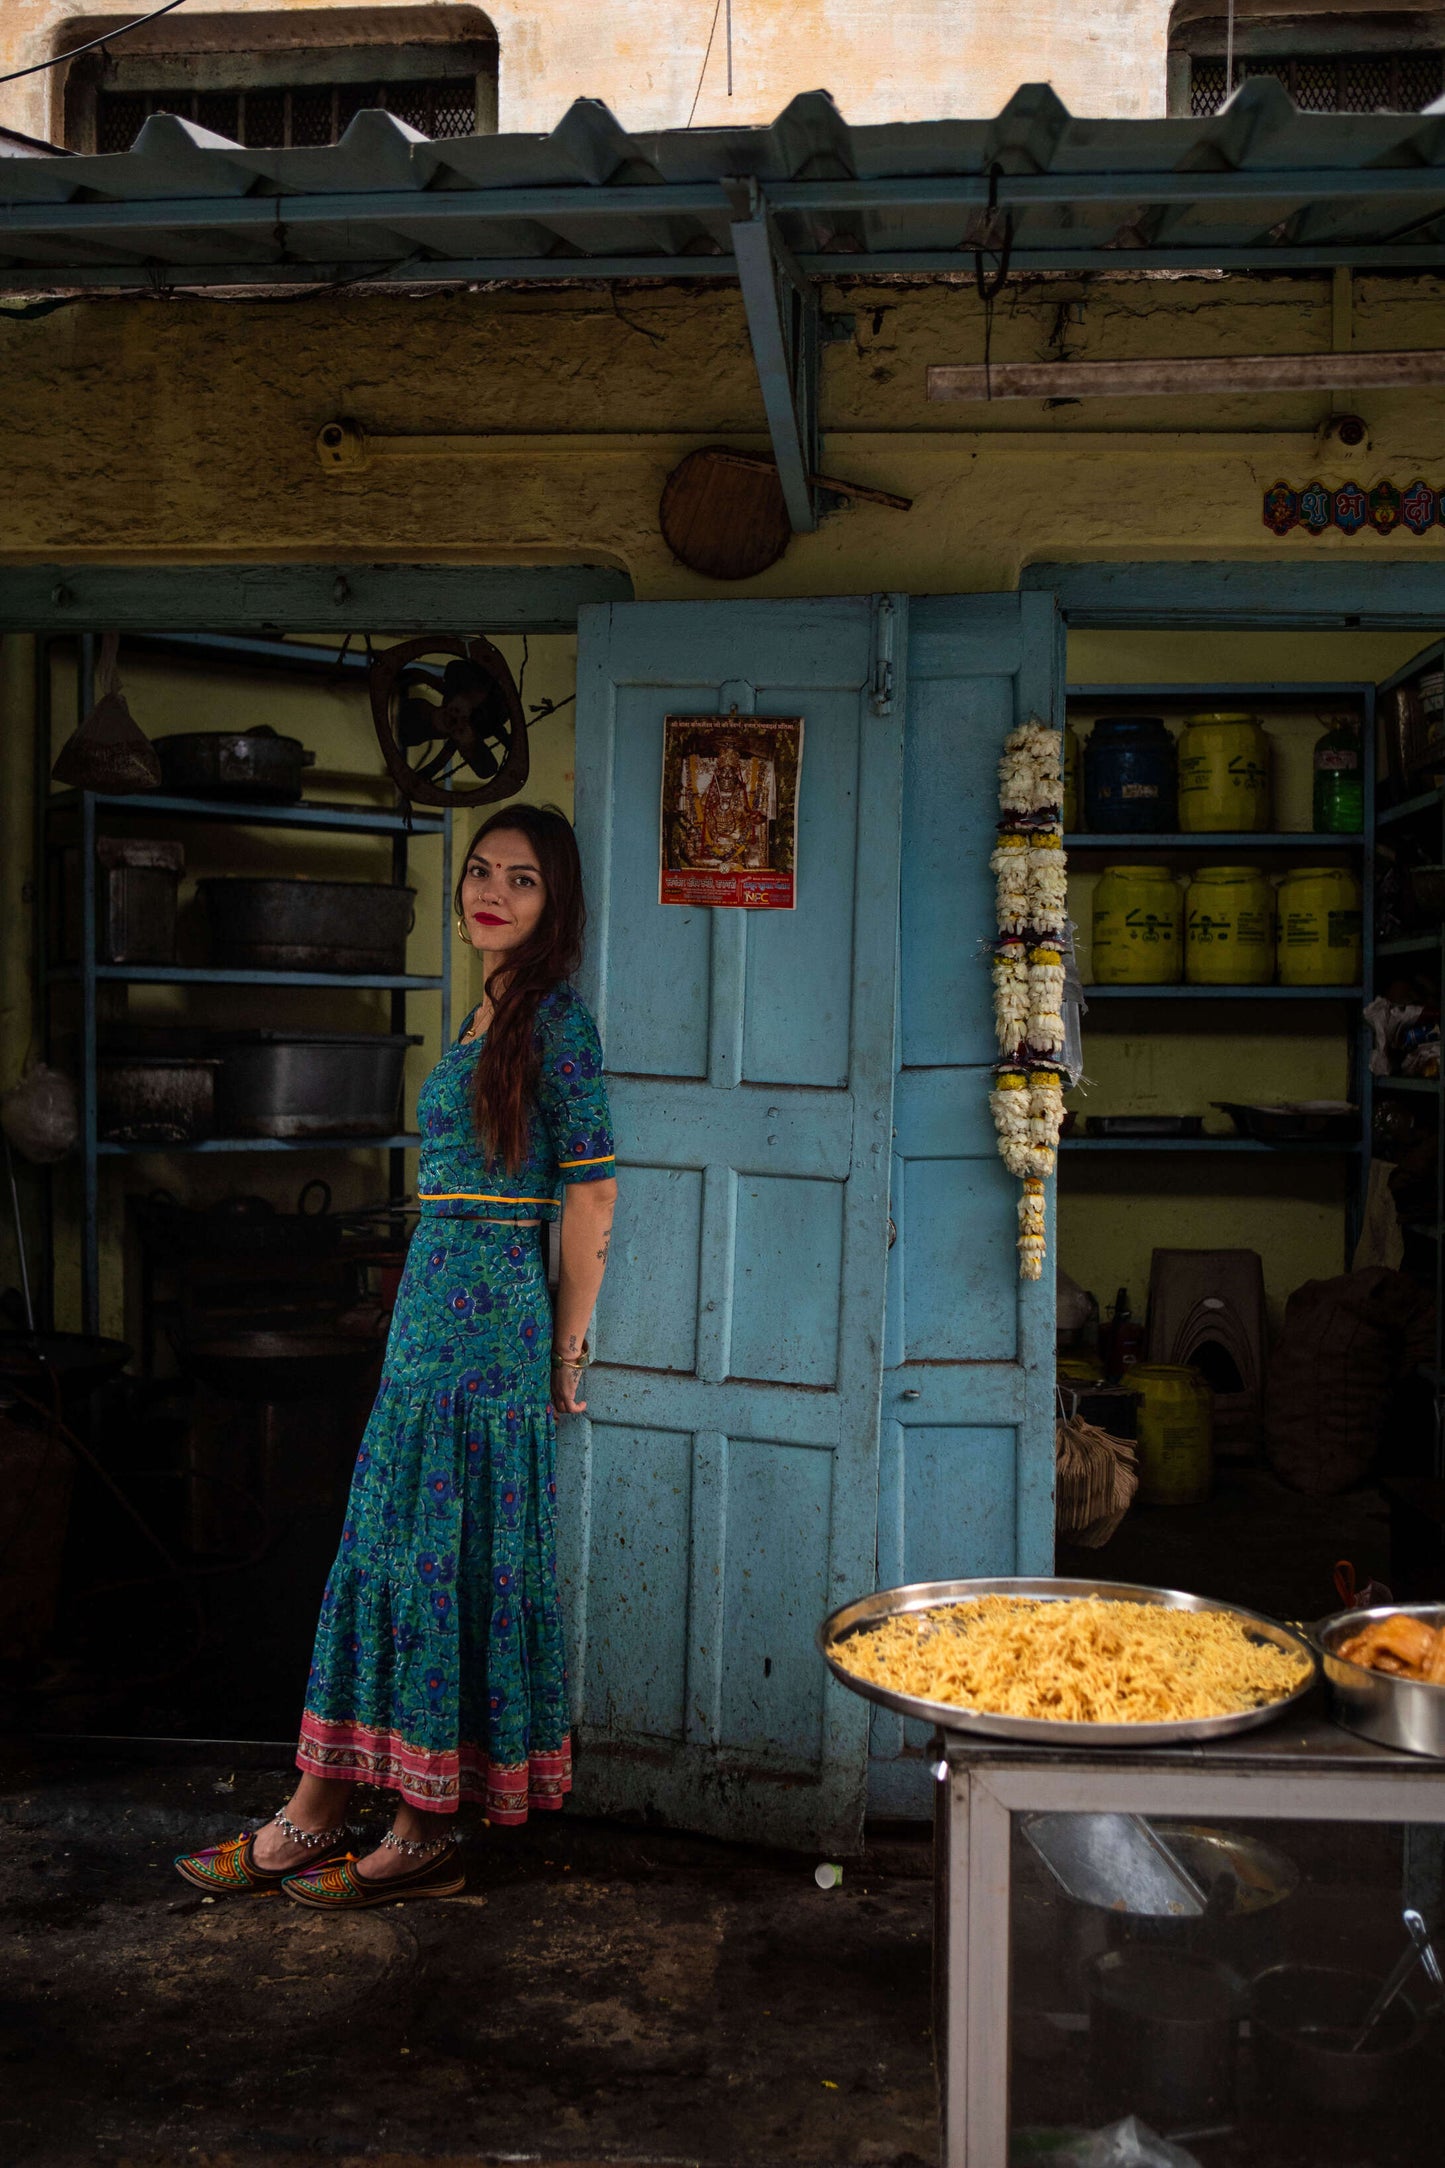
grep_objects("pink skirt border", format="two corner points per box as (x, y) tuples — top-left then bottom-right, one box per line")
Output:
(296, 1711), (572, 1823)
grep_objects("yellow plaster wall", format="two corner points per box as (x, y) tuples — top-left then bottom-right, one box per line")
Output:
(3, 273), (1444, 593)
(2, 1), (1179, 147)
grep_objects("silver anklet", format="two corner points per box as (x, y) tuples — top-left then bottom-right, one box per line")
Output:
(379, 1828), (450, 1859)
(273, 1808), (348, 1849)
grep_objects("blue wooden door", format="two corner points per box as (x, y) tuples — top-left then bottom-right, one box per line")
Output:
(567, 596), (906, 1850)
(869, 592), (1065, 1817)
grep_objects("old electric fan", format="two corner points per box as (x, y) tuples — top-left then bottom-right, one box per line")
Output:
(369, 634), (529, 808)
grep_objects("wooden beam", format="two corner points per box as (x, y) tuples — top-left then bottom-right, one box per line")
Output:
(927, 350), (1445, 402)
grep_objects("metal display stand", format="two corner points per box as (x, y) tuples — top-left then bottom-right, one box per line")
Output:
(932, 1718), (1445, 2168)
(35, 635), (451, 1337)
(1373, 636), (1445, 1480)
(1063, 678), (1375, 1255)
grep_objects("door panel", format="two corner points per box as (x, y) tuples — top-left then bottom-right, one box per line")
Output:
(568, 596), (906, 1850)
(870, 591), (1064, 1817)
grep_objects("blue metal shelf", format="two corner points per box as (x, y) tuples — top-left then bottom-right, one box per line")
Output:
(1065, 1137), (1361, 1153)
(46, 788), (443, 837)
(1067, 682), (1375, 701)
(1067, 832), (1364, 850)
(1375, 1075), (1442, 1094)
(97, 1132), (420, 1157)
(1377, 933), (1443, 958)
(1084, 984), (1362, 1000)
(1378, 787), (1445, 829)
(50, 963), (444, 991)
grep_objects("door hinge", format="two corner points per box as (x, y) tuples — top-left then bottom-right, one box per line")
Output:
(870, 593), (896, 716)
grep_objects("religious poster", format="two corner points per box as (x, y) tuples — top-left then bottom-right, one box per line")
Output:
(659, 713), (803, 909)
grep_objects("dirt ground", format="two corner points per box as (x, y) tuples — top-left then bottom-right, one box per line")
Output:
(0, 1742), (939, 2168)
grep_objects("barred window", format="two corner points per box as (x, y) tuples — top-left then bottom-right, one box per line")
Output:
(1187, 48), (1444, 114)
(95, 76), (480, 155)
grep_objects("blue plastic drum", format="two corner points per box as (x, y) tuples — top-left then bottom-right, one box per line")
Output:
(1083, 716), (1178, 834)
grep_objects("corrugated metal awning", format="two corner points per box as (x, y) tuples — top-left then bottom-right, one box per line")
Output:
(2, 79), (1444, 291)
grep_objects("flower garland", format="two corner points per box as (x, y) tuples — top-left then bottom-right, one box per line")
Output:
(989, 720), (1069, 1281)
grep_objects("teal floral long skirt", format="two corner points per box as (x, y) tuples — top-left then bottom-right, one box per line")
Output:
(296, 1218), (571, 1821)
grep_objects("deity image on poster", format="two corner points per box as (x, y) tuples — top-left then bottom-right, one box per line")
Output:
(659, 713), (803, 909)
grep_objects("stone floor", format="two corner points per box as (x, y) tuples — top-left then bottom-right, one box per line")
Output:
(0, 1742), (939, 2168)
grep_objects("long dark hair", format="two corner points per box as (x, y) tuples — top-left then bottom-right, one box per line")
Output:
(454, 804), (586, 1172)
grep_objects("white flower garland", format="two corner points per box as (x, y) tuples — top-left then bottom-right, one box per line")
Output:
(989, 721), (1069, 1281)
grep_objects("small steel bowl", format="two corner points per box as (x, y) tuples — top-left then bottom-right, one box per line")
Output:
(1312, 1603), (1445, 1759)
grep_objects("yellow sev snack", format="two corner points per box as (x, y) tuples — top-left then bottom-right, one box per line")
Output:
(833, 1595), (1311, 1724)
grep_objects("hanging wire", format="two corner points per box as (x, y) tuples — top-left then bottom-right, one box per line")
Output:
(727, 0), (734, 97)
(687, 0), (726, 127)
(0, 0), (194, 87)
(974, 163), (1014, 401)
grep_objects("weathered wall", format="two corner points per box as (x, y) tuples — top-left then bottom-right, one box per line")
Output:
(3, 272), (1444, 588)
(1, 265), (1441, 1337)
(2, 0), (1178, 145)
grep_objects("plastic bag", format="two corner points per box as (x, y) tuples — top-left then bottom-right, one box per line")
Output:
(1013, 2120), (1201, 2168)
(1, 1062), (79, 1164)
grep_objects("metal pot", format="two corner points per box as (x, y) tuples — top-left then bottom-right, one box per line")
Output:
(155, 727), (315, 802)
(1313, 1603), (1445, 1757)
(184, 1330), (385, 1402)
(139, 1179), (344, 1258)
(60, 838), (184, 965)
(97, 1056), (218, 1144)
(198, 878), (416, 974)
(1087, 1946), (1242, 2129)
(217, 1033), (419, 1139)
(1252, 1962), (1429, 2116)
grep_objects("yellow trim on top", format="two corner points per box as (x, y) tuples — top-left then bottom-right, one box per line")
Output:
(419, 1191), (556, 1205)
(558, 1153), (616, 1169)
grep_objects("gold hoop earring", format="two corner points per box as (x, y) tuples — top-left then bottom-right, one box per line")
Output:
(455, 915), (470, 944)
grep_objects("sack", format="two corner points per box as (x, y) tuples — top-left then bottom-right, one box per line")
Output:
(1, 1062), (78, 1164)
(1266, 1267), (1434, 1495)
(1056, 1409), (1138, 1547)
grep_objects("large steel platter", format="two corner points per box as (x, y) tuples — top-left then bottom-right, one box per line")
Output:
(819, 1576), (1318, 1748)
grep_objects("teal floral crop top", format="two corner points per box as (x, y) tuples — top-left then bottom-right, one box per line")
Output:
(416, 983), (615, 1222)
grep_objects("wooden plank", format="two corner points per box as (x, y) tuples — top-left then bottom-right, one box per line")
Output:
(928, 349), (1445, 403)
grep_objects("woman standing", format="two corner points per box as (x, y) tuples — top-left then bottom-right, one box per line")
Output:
(175, 805), (616, 1908)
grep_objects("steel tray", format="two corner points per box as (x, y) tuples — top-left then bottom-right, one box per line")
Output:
(818, 1576), (1318, 1748)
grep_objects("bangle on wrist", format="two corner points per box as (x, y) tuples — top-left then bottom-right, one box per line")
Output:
(552, 1338), (590, 1370)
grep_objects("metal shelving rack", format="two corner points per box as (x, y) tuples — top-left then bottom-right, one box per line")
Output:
(1371, 638), (1445, 1474)
(1062, 680), (1375, 1241)
(37, 636), (452, 1336)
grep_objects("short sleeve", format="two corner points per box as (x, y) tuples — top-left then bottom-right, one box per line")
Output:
(535, 991), (616, 1185)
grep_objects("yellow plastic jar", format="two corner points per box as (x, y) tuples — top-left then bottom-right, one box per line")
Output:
(1177, 712), (1273, 834)
(1092, 865), (1183, 985)
(1128, 1364), (1214, 1506)
(1276, 866), (1364, 987)
(1185, 865), (1275, 986)
(1063, 724), (1082, 833)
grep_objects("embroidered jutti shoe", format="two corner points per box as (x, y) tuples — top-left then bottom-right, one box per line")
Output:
(283, 1840), (465, 1909)
(173, 1821), (352, 1898)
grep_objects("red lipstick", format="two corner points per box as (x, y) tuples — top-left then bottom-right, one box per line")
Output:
(474, 911), (507, 926)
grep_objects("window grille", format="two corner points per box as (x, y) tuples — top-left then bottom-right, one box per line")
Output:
(95, 78), (479, 154)
(1189, 50), (1444, 114)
